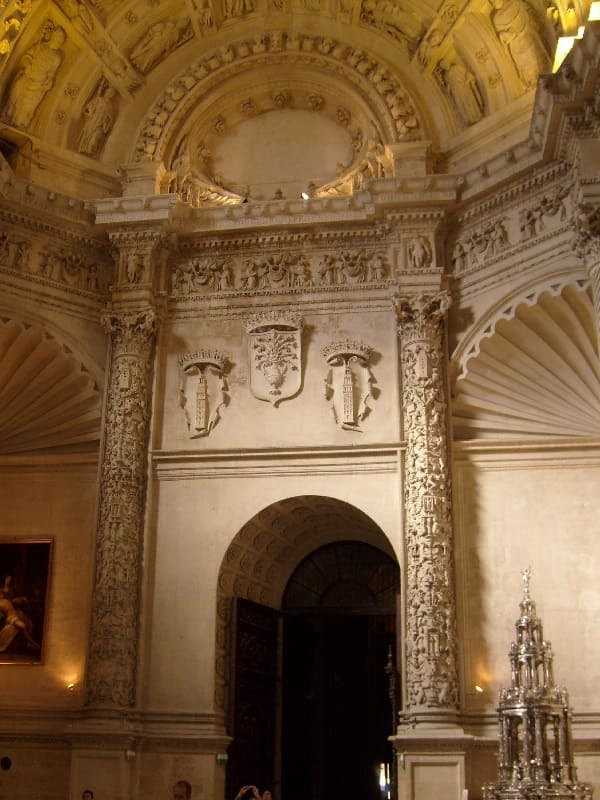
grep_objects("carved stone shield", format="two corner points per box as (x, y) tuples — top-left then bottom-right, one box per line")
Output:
(323, 340), (374, 430)
(178, 350), (228, 437)
(246, 312), (303, 405)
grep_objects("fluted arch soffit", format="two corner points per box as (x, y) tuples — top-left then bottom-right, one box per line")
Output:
(451, 279), (600, 439)
(0, 0), (581, 192)
(0, 316), (104, 455)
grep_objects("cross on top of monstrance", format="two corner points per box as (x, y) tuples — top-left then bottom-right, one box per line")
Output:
(521, 566), (531, 601)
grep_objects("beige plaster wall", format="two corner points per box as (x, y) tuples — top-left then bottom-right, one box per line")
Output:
(454, 448), (600, 716)
(0, 744), (71, 800)
(0, 460), (98, 707)
(141, 466), (403, 712)
(156, 307), (400, 451)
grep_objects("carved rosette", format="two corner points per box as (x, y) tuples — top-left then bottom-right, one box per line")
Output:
(86, 308), (157, 708)
(245, 311), (303, 405)
(394, 291), (459, 713)
(322, 340), (374, 430)
(178, 349), (229, 437)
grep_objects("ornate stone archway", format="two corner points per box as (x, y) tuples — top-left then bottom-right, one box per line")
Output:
(214, 494), (395, 711)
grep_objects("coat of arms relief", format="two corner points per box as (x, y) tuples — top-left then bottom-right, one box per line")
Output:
(322, 340), (375, 430)
(178, 349), (229, 437)
(245, 311), (303, 405)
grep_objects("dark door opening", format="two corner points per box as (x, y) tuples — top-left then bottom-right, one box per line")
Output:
(282, 611), (395, 800)
(281, 541), (399, 800)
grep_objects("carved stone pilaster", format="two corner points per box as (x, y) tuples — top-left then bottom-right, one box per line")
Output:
(85, 308), (157, 708)
(573, 201), (600, 350)
(393, 291), (459, 715)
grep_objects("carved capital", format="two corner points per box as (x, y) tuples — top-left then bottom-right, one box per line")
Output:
(393, 290), (451, 341)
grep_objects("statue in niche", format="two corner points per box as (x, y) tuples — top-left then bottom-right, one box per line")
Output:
(178, 350), (229, 438)
(408, 235), (433, 270)
(77, 79), (117, 157)
(129, 19), (189, 73)
(438, 59), (484, 126)
(3, 21), (67, 129)
(490, 0), (551, 89)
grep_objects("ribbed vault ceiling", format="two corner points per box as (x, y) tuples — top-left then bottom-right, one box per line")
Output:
(0, 0), (590, 200)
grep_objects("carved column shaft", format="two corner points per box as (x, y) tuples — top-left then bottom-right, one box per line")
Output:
(86, 308), (156, 708)
(574, 201), (600, 350)
(395, 291), (459, 713)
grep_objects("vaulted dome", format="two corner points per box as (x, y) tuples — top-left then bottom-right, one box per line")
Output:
(0, 0), (588, 202)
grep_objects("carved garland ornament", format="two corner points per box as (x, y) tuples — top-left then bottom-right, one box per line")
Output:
(86, 308), (157, 708)
(394, 291), (459, 711)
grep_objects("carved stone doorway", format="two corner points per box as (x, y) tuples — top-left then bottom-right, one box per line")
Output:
(217, 497), (399, 800)
(281, 541), (399, 800)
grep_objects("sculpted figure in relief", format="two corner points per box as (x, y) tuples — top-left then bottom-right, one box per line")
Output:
(77, 80), (117, 157)
(223, 0), (254, 19)
(439, 59), (484, 126)
(3, 22), (67, 128)
(408, 235), (433, 270)
(490, 0), (550, 89)
(362, 0), (423, 42)
(130, 19), (189, 73)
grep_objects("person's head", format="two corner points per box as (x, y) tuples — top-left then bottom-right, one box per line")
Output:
(173, 781), (192, 800)
(82, 791), (94, 800)
(262, 791), (272, 800)
(235, 786), (259, 800)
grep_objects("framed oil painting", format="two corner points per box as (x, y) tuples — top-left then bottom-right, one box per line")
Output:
(0, 539), (53, 664)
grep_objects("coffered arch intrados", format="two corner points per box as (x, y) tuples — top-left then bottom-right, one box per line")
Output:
(158, 65), (395, 200)
(124, 39), (436, 168)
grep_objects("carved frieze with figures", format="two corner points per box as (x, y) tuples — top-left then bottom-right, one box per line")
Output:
(170, 250), (388, 295)
(245, 311), (303, 405)
(323, 340), (375, 431)
(452, 177), (575, 277)
(0, 229), (108, 294)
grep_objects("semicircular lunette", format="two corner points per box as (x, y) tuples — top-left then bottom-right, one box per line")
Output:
(452, 283), (600, 440)
(0, 318), (103, 455)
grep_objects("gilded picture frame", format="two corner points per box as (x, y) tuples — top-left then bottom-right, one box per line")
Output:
(0, 539), (53, 664)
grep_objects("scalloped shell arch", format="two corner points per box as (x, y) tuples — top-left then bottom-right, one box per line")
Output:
(0, 318), (103, 455)
(452, 283), (600, 440)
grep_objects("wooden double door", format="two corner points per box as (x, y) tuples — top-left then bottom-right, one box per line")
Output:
(226, 600), (396, 800)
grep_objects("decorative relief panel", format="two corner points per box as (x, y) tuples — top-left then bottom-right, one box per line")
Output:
(178, 349), (229, 437)
(451, 178), (575, 277)
(323, 339), (375, 430)
(171, 250), (388, 295)
(245, 311), (302, 405)
(0, 229), (108, 294)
